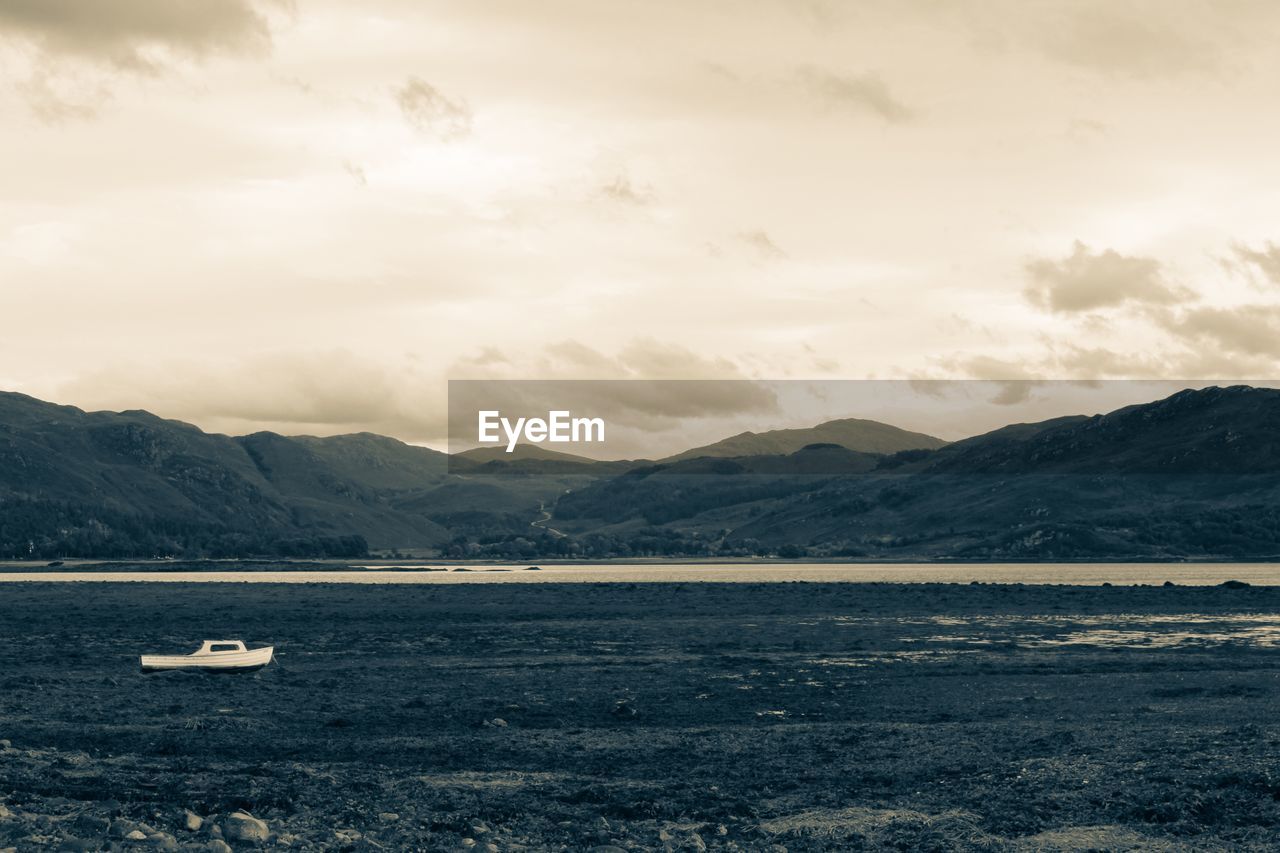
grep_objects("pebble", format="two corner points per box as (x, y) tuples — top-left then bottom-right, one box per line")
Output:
(460, 838), (477, 848)
(0, 739), (10, 749)
(183, 810), (203, 832)
(147, 832), (179, 851)
(70, 814), (109, 836)
(222, 811), (269, 843)
(205, 841), (233, 853)
(126, 830), (148, 841)
(109, 818), (141, 838)
(379, 812), (400, 822)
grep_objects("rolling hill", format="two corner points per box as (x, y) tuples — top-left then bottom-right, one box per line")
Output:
(0, 391), (567, 558)
(661, 417), (946, 462)
(551, 386), (1280, 561)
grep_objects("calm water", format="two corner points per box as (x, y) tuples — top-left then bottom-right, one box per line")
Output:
(0, 562), (1278, 584)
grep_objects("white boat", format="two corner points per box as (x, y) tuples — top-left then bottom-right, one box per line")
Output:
(140, 640), (274, 673)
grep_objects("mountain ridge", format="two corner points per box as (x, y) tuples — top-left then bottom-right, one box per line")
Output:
(5, 385), (1280, 560)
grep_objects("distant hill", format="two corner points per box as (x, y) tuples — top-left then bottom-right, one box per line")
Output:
(458, 444), (599, 464)
(662, 417), (945, 462)
(553, 386), (1280, 561)
(921, 385), (1280, 475)
(0, 391), (570, 558)
(9, 385), (1280, 561)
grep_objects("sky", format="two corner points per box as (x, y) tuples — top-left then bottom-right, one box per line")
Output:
(3, 0), (1280, 445)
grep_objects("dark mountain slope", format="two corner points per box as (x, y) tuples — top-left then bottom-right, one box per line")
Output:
(554, 444), (881, 526)
(235, 432), (451, 547)
(0, 393), (283, 526)
(0, 393), (460, 556)
(553, 387), (1280, 560)
(922, 386), (1280, 475)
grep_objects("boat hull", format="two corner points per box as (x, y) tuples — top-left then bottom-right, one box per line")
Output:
(140, 646), (274, 673)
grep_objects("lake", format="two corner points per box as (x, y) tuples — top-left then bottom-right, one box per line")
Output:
(1, 562), (1278, 584)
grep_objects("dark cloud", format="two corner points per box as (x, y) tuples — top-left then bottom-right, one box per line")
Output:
(0, 0), (276, 72)
(1234, 242), (1280, 285)
(800, 66), (911, 123)
(1025, 241), (1180, 313)
(0, 0), (280, 120)
(395, 76), (471, 140)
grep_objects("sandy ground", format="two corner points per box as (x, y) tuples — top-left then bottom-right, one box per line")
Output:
(2, 581), (1279, 851)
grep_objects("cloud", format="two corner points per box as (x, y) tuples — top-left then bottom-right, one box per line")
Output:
(799, 66), (911, 123)
(1066, 117), (1107, 141)
(0, 0), (281, 119)
(0, 0), (276, 71)
(598, 174), (654, 205)
(341, 159), (368, 187)
(454, 338), (749, 382)
(1234, 241), (1280, 285)
(738, 230), (787, 260)
(1165, 305), (1280, 358)
(1024, 241), (1181, 313)
(1051, 344), (1169, 378)
(1034, 2), (1230, 78)
(394, 76), (472, 140)
(616, 338), (744, 379)
(58, 349), (448, 442)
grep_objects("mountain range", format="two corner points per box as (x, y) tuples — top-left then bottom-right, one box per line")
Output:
(2, 385), (1279, 560)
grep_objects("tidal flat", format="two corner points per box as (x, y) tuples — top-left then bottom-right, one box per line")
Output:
(2, 581), (1279, 851)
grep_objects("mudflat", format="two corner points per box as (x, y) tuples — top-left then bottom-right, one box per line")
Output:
(2, 581), (1279, 850)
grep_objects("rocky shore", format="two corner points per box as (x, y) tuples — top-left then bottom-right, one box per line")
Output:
(3, 581), (1280, 850)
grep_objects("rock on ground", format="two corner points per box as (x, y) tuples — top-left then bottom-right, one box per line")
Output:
(221, 811), (269, 843)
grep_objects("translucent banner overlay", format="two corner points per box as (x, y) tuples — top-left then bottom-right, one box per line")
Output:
(447, 379), (1280, 472)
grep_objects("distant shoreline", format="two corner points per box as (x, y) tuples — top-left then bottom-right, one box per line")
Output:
(1, 560), (1278, 588)
(5, 555), (1280, 573)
